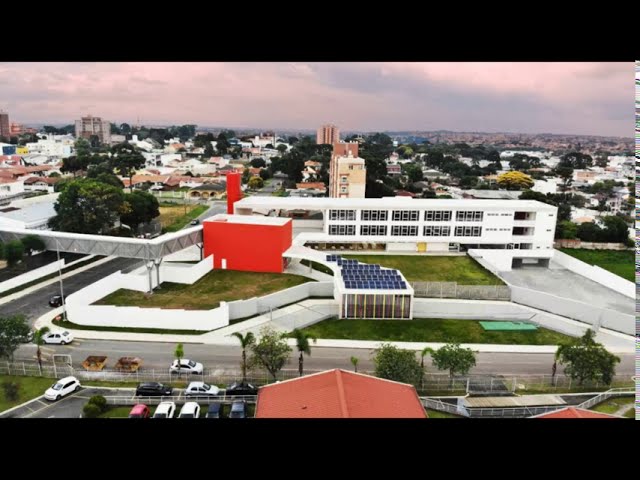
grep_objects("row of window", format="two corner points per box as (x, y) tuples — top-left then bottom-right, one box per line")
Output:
(361, 210), (388, 221)
(456, 211), (483, 222)
(329, 210), (356, 221)
(330, 210), (484, 222)
(330, 225), (482, 237)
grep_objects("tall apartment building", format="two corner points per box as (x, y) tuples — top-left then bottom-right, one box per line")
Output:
(316, 124), (340, 145)
(0, 112), (10, 139)
(329, 142), (366, 198)
(74, 115), (111, 145)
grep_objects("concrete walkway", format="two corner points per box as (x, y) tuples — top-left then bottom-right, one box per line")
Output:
(612, 403), (635, 417)
(284, 259), (334, 282)
(0, 255), (113, 306)
(33, 298), (635, 354)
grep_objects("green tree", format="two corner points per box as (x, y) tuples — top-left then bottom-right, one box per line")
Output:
(247, 176), (264, 190)
(241, 168), (251, 185)
(373, 343), (422, 386)
(291, 329), (316, 377)
(74, 138), (92, 161)
(276, 144), (288, 156)
(120, 191), (160, 229)
(430, 343), (476, 386)
(33, 326), (50, 370)
(4, 240), (24, 267)
(82, 403), (101, 418)
(496, 171), (534, 190)
(403, 163), (423, 183)
(215, 132), (230, 155)
(576, 222), (602, 242)
(555, 166), (574, 193)
(93, 173), (124, 189)
(203, 142), (215, 158)
(559, 152), (593, 170)
(249, 326), (292, 381)
(48, 179), (125, 234)
(86, 161), (115, 179)
(119, 123), (131, 135)
(0, 315), (31, 362)
(555, 329), (620, 385)
(350, 356), (359, 372)
(174, 343), (184, 367)
(231, 332), (255, 383)
(60, 155), (87, 177)
(601, 215), (630, 243)
(250, 158), (266, 168)
(111, 142), (145, 192)
(555, 220), (578, 239)
(20, 234), (45, 256)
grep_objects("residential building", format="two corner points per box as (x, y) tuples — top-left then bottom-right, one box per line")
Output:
(188, 183), (226, 200)
(22, 176), (61, 193)
(0, 178), (25, 199)
(255, 369), (426, 418)
(25, 136), (74, 158)
(74, 115), (111, 145)
(0, 112), (9, 139)
(0, 193), (59, 230)
(316, 124), (340, 145)
(387, 164), (402, 176)
(532, 179), (558, 195)
(329, 142), (365, 198)
(295, 182), (327, 195)
(110, 134), (126, 145)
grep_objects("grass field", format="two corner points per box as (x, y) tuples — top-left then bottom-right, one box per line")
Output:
(159, 204), (208, 232)
(300, 259), (334, 276)
(94, 270), (311, 310)
(53, 318), (207, 335)
(345, 255), (504, 285)
(560, 249), (634, 282)
(588, 396), (634, 415)
(425, 408), (462, 418)
(294, 317), (573, 345)
(0, 375), (56, 413)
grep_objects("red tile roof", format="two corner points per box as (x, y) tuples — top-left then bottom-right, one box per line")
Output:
(533, 407), (620, 419)
(395, 190), (416, 197)
(23, 176), (61, 185)
(255, 369), (427, 418)
(296, 182), (326, 190)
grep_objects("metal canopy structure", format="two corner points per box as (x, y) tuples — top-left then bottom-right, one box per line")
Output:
(0, 226), (203, 260)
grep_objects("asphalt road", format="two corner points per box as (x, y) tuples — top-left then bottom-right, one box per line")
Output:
(0, 257), (138, 324)
(0, 388), (125, 418)
(13, 340), (636, 377)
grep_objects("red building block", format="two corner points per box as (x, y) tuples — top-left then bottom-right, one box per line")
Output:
(226, 171), (242, 214)
(203, 215), (292, 273)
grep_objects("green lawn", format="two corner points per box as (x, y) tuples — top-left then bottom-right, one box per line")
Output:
(345, 255), (504, 285)
(300, 259), (334, 276)
(0, 375), (57, 413)
(560, 249), (634, 282)
(161, 204), (208, 232)
(294, 317), (573, 345)
(53, 318), (208, 335)
(94, 270), (311, 310)
(588, 396), (634, 415)
(425, 408), (462, 418)
(624, 408), (635, 419)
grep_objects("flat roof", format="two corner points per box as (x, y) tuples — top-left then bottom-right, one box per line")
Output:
(204, 213), (290, 226)
(234, 196), (557, 211)
(463, 395), (566, 408)
(0, 201), (56, 223)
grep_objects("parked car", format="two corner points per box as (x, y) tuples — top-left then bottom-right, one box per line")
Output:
(48, 295), (65, 307)
(228, 400), (246, 418)
(44, 376), (81, 401)
(178, 402), (201, 419)
(128, 404), (151, 418)
(42, 330), (74, 345)
(205, 403), (222, 418)
(152, 402), (176, 418)
(225, 382), (258, 396)
(169, 359), (203, 375)
(185, 382), (220, 398)
(190, 219), (200, 225)
(135, 382), (173, 397)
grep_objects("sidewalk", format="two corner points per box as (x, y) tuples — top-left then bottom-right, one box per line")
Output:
(0, 255), (114, 306)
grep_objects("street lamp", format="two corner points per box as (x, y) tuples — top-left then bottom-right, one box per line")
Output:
(55, 239), (67, 321)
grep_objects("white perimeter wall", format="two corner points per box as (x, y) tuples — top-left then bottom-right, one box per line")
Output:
(552, 250), (635, 299)
(387, 242), (416, 252)
(0, 259), (65, 293)
(510, 285), (633, 336)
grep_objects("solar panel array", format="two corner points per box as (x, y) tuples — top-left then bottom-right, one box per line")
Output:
(325, 254), (408, 290)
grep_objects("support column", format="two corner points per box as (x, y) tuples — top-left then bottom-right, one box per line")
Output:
(197, 243), (204, 261)
(146, 261), (154, 294)
(154, 258), (163, 290)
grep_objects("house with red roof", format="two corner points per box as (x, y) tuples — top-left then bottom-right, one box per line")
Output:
(255, 369), (427, 418)
(531, 407), (621, 419)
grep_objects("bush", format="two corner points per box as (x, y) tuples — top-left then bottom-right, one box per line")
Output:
(624, 237), (634, 248)
(2, 381), (20, 401)
(82, 403), (101, 418)
(88, 395), (108, 413)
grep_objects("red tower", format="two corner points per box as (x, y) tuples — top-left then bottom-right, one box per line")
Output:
(226, 171), (242, 214)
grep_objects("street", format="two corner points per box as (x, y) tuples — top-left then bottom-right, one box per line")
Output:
(13, 340), (636, 377)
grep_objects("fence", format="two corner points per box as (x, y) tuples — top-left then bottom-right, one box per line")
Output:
(553, 240), (629, 250)
(411, 282), (511, 301)
(576, 387), (634, 410)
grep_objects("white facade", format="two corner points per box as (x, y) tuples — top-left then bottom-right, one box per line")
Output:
(0, 180), (24, 198)
(25, 138), (73, 158)
(532, 178), (558, 195)
(234, 196), (558, 254)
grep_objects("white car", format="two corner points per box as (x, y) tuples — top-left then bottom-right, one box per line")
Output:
(178, 402), (201, 419)
(44, 376), (81, 401)
(169, 359), (203, 375)
(152, 402), (176, 419)
(185, 382), (220, 398)
(42, 330), (74, 345)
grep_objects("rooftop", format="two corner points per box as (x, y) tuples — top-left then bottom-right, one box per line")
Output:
(0, 199), (56, 224)
(204, 213), (291, 226)
(255, 369), (426, 418)
(234, 196), (557, 211)
(532, 407), (620, 419)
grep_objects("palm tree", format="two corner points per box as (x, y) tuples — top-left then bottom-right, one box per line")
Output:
(33, 327), (50, 372)
(291, 329), (316, 377)
(350, 356), (359, 373)
(232, 332), (255, 383)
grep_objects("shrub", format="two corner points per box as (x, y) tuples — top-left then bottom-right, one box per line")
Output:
(82, 403), (101, 418)
(88, 395), (108, 413)
(2, 381), (20, 401)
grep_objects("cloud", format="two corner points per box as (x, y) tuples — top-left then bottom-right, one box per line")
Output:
(0, 62), (632, 137)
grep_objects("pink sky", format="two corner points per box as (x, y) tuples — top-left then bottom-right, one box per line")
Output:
(0, 62), (633, 137)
